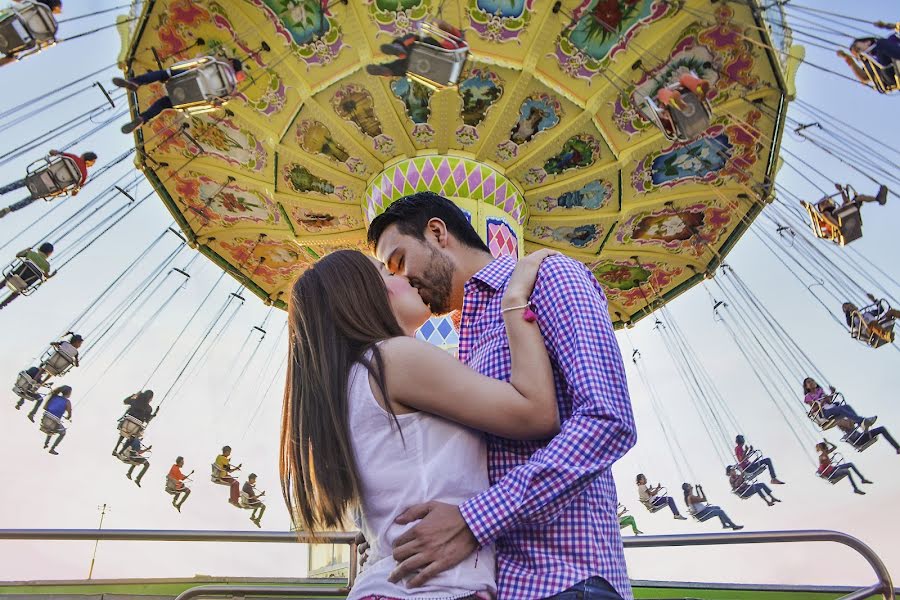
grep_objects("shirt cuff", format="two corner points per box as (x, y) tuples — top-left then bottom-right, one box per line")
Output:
(459, 484), (520, 547)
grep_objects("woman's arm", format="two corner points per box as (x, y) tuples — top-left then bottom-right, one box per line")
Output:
(383, 251), (559, 440)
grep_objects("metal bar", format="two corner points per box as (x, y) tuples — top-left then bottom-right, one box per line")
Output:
(625, 530), (893, 600)
(174, 585), (348, 600)
(0, 529), (891, 600)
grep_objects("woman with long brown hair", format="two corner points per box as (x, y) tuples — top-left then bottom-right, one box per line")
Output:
(281, 249), (559, 600)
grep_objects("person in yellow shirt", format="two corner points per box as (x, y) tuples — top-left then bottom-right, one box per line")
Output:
(214, 445), (241, 506)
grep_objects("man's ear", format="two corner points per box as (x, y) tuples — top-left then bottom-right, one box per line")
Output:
(426, 218), (449, 247)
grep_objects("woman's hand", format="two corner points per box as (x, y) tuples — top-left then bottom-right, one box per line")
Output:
(502, 249), (559, 309)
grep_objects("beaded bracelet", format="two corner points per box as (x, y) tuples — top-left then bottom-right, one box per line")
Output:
(500, 302), (537, 323)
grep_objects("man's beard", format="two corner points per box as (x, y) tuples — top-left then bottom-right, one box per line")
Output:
(413, 246), (455, 315)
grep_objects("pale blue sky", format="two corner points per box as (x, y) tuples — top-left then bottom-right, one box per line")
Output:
(0, 0), (897, 590)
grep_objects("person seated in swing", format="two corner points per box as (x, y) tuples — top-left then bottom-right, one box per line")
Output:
(214, 445), (242, 507)
(112, 390), (157, 455)
(119, 436), (151, 487)
(803, 377), (877, 430)
(726, 465), (781, 506)
(14, 365), (43, 410)
(837, 22), (900, 89)
(734, 434), (784, 484)
(617, 503), (643, 535)
(655, 73), (711, 113)
(816, 440), (872, 495)
(241, 473), (266, 527)
(815, 183), (888, 228)
(0, 0), (63, 68)
(0, 150), (97, 219)
(1, 242), (54, 310)
(365, 20), (465, 78)
(681, 483), (743, 530)
(835, 416), (900, 455)
(39, 332), (83, 379)
(114, 58), (245, 134)
(40, 384), (71, 455)
(842, 294), (899, 344)
(636, 473), (687, 519)
(167, 456), (193, 511)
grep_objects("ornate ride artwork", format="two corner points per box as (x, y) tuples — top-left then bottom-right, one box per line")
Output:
(467, 0), (535, 43)
(535, 179), (614, 213)
(617, 202), (734, 257)
(125, 0), (793, 324)
(332, 84), (396, 155)
(592, 259), (686, 310)
(612, 5), (761, 138)
(497, 94), (562, 161)
(296, 120), (367, 175)
(457, 69), (503, 146)
(366, 0), (433, 38)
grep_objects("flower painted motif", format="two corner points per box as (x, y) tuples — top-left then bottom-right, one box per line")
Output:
(412, 123), (435, 145)
(593, 260), (684, 308)
(456, 125), (479, 146)
(367, 0), (431, 37)
(172, 172), (278, 226)
(251, 0), (345, 68)
(157, 116), (267, 173)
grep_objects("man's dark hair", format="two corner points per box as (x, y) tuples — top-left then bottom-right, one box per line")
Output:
(223, 445), (231, 453)
(367, 191), (489, 253)
(38, 0), (62, 11)
(38, 242), (54, 255)
(81, 151), (98, 162)
(230, 58), (243, 73)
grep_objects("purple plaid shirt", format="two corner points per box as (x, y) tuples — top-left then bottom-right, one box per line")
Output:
(457, 256), (636, 600)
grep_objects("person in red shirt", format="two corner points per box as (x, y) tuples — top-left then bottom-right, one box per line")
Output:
(366, 20), (465, 78)
(167, 456), (193, 512)
(0, 150), (97, 218)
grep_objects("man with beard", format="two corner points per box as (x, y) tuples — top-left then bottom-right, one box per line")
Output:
(368, 191), (636, 600)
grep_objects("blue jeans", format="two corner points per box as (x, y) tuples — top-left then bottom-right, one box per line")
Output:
(652, 495), (681, 516)
(745, 457), (777, 479)
(543, 577), (624, 600)
(131, 69), (175, 122)
(823, 404), (863, 424)
(0, 179), (25, 195)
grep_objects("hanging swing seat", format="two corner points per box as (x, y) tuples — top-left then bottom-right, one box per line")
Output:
(13, 370), (42, 400)
(0, 1), (57, 58)
(405, 22), (468, 90)
(860, 39), (900, 94)
(164, 476), (182, 495)
(801, 200), (862, 246)
(848, 300), (895, 348)
(165, 56), (237, 115)
(24, 155), (83, 200)
(210, 463), (233, 485)
(117, 414), (146, 438)
(807, 393), (848, 431)
(640, 487), (669, 513)
(842, 428), (879, 453)
(3, 257), (46, 295)
(40, 347), (76, 377)
(735, 449), (767, 480)
(39, 411), (63, 434)
(117, 446), (149, 465)
(817, 454), (848, 484)
(643, 87), (712, 143)
(238, 491), (263, 510)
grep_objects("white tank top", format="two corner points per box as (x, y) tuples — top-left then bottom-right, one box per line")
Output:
(346, 355), (496, 600)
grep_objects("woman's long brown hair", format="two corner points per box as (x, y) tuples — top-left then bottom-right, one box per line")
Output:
(281, 250), (406, 535)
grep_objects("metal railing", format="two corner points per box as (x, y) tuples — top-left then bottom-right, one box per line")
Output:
(0, 528), (892, 600)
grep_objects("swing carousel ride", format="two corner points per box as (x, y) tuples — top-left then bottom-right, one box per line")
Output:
(121, 0), (802, 327)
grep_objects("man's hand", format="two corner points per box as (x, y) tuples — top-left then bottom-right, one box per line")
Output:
(389, 501), (477, 587)
(71, 189), (79, 197)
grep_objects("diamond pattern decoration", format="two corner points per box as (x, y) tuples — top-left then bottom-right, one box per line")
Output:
(365, 156), (527, 225)
(416, 315), (459, 348)
(487, 217), (519, 258)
